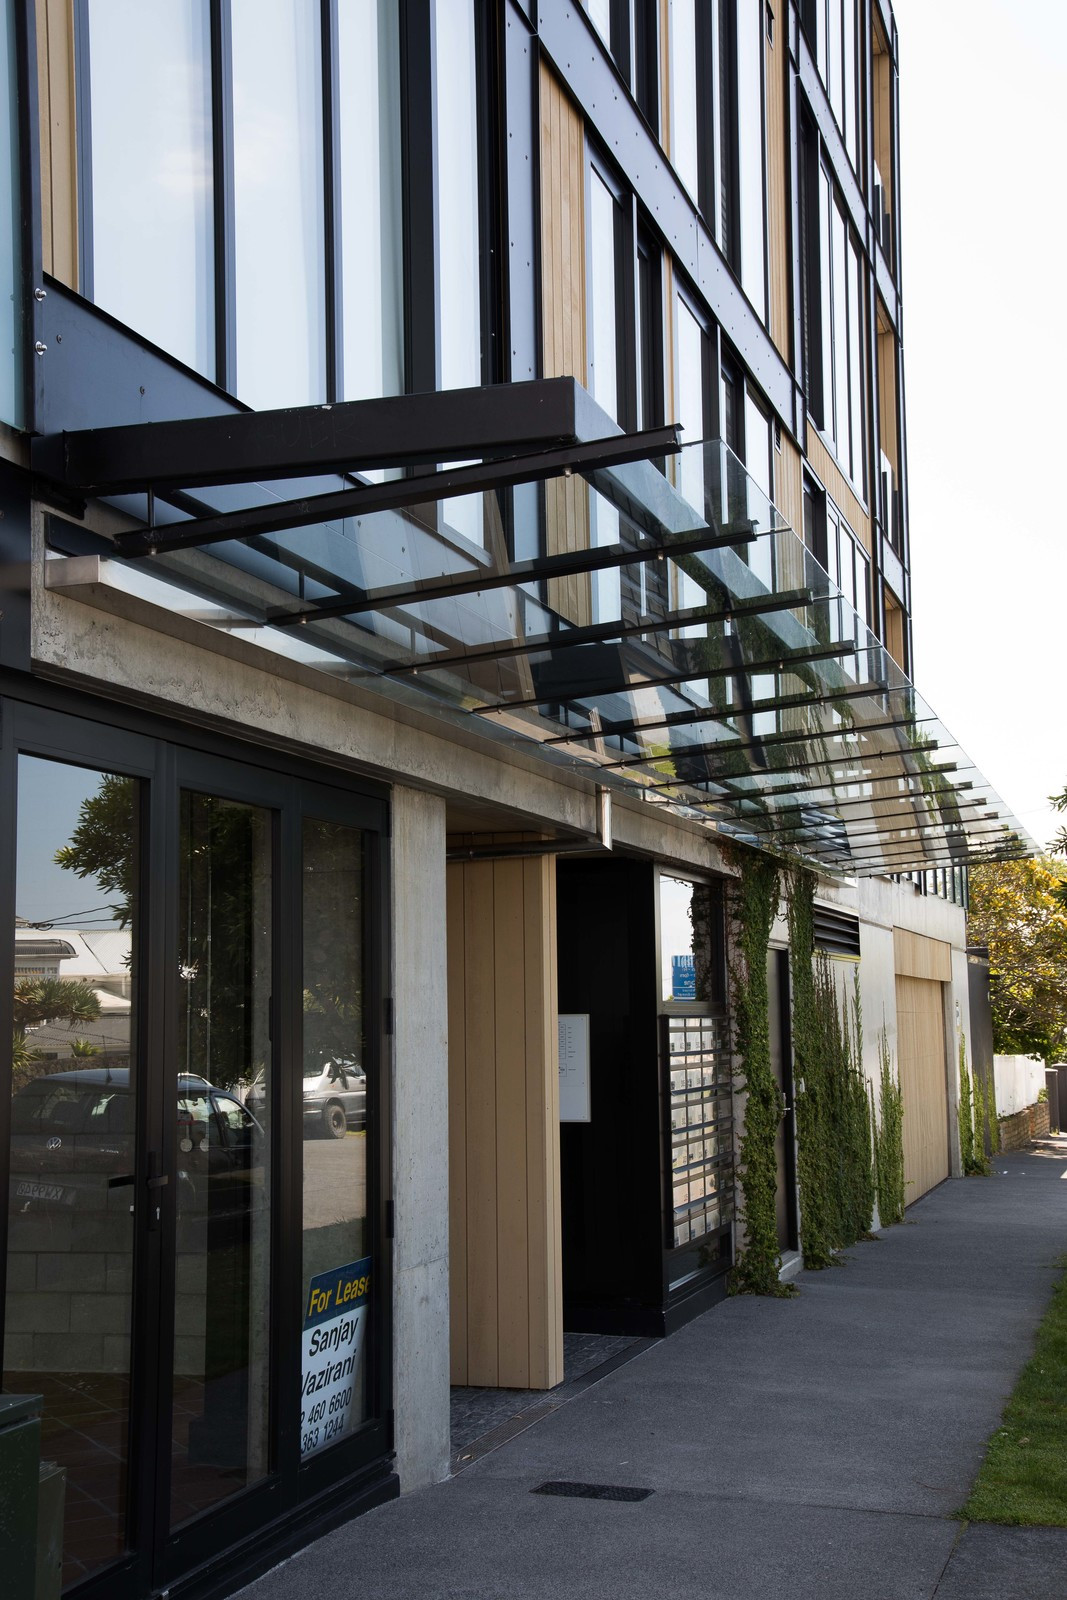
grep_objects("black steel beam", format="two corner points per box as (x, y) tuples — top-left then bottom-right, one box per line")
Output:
(820, 834), (1024, 868)
(758, 812), (1000, 851)
(112, 425), (682, 559)
(639, 751), (959, 790)
(593, 711), (942, 772)
(693, 785), (981, 828)
(268, 512), (757, 630)
(32, 376), (614, 493)
(473, 639), (857, 716)
(380, 587), (816, 678)
(539, 679), (890, 748)
(701, 775), (969, 812)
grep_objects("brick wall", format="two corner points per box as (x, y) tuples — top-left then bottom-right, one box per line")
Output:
(997, 1101), (1051, 1152)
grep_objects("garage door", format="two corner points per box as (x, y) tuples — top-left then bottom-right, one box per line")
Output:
(895, 975), (950, 1202)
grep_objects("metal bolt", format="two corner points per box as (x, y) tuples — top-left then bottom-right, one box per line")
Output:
(34, 341), (47, 355)
(33, 286), (47, 301)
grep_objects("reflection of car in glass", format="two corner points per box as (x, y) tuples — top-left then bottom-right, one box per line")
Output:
(243, 1060), (365, 1140)
(302, 1061), (365, 1139)
(8, 1069), (265, 1221)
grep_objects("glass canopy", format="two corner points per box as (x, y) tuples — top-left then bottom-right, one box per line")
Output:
(51, 427), (1034, 876)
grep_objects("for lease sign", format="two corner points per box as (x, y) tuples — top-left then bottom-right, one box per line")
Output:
(300, 1255), (371, 1458)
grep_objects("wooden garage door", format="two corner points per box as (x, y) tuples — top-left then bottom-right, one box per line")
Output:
(895, 975), (950, 1202)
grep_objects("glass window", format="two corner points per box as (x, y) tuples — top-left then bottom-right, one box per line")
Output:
(0, 0), (21, 426)
(435, 0), (483, 546)
(301, 818), (370, 1458)
(736, 0), (766, 320)
(435, 0), (482, 394)
(847, 236), (866, 494)
(674, 296), (707, 617)
(670, 0), (700, 199)
(744, 388), (774, 589)
(232, 0), (326, 410)
(5, 758), (139, 1589)
(588, 171), (620, 420)
(659, 875), (723, 1006)
(338, 1), (403, 403)
(84, 0), (214, 378)
(588, 168), (622, 621)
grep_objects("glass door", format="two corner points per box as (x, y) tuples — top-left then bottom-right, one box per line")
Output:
(2, 713), (389, 1599)
(168, 789), (274, 1529)
(3, 754), (145, 1593)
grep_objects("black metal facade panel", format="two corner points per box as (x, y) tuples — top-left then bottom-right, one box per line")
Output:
(0, 458), (31, 672)
(32, 280), (245, 439)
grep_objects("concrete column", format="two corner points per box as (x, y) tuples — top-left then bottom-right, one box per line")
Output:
(390, 786), (450, 1490)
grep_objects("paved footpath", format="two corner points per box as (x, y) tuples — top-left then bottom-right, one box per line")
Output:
(241, 1145), (1067, 1599)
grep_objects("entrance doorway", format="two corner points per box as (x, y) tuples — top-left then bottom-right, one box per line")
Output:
(2, 703), (390, 1599)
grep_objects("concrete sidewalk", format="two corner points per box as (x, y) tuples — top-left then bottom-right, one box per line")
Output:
(241, 1146), (1067, 1599)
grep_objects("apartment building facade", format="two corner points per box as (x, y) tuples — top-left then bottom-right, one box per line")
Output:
(0, 3), (1031, 1598)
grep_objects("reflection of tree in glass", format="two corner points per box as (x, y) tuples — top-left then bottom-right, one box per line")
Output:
(12, 978), (102, 1091)
(302, 820), (363, 1070)
(180, 795), (270, 1092)
(54, 774), (137, 928)
(10, 774), (132, 1091)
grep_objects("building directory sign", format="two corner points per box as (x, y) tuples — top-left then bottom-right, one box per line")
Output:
(558, 1013), (591, 1122)
(300, 1255), (371, 1458)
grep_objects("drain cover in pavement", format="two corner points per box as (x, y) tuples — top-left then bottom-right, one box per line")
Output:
(532, 1481), (653, 1502)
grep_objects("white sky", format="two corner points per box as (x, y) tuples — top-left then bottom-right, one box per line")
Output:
(890, 0), (1067, 853)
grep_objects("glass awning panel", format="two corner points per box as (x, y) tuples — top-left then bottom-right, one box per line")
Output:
(48, 426), (1034, 876)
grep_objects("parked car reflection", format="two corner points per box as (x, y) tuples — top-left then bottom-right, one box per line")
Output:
(8, 1068), (265, 1229)
(244, 1059), (365, 1139)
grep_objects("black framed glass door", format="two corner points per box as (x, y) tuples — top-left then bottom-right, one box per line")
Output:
(3, 750), (146, 1593)
(1, 703), (390, 1600)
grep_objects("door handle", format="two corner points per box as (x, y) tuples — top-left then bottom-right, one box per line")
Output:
(146, 1153), (169, 1231)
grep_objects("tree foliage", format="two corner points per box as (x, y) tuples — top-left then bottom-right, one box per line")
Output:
(967, 858), (1067, 1061)
(12, 976), (102, 1090)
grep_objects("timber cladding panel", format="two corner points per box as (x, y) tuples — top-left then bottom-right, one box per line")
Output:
(895, 971), (951, 1204)
(36, 0), (80, 288)
(539, 61), (591, 627)
(765, 13), (790, 362)
(806, 429), (871, 555)
(893, 927), (952, 983)
(446, 855), (563, 1391)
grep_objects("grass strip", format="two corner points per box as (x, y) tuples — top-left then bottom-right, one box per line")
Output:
(960, 1257), (1067, 1526)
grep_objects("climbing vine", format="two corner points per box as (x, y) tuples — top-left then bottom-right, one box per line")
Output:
(873, 1024), (906, 1226)
(957, 1034), (992, 1175)
(787, 868), (875, 1265)
(727, 848), (790, 1296)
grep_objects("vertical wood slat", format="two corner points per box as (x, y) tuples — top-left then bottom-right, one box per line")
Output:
(539, 61), (590, 627)
(765, 17), (790, 361)
(446, 867), (468, 1385)
(493, 859), (530, 1387)
(895, 974), (950, 1203)
(523, 856), (562, 1389)
(446, 857), (563, 1391)
(462, 864), (498, 1385)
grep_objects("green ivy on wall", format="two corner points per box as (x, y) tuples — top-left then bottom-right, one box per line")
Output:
(873, 1024), (906, 1226)
(787, 868), (875, 1266)
(727, 848), (792, 1296)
